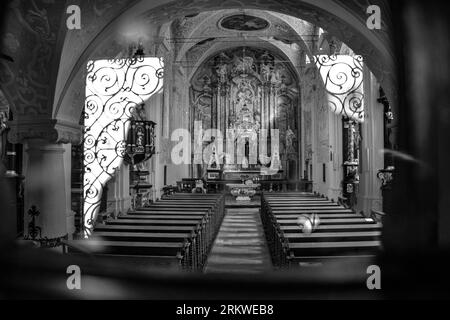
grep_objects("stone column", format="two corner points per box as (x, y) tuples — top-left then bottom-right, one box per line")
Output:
(23, 139), (68, 239)
(63, 143), (75, 239)
(106, 164), (131, 217)
(356, 68), (384, 216)
(8, 118), (82, 240)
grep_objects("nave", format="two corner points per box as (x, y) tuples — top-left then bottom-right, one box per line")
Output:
(67, 191), (382, 274)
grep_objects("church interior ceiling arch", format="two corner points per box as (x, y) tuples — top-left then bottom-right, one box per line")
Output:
(25, 0), (393, 130)
(171, 9), (314, 67)
(0, 0), (395, 133)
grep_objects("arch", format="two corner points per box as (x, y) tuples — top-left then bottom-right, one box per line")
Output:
(53, 0), (395, 126)
(186, 40), (302, 83)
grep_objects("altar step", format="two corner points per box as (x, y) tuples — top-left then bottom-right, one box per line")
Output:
(225, 195), (261, 208)
(204, 208), (273, 274)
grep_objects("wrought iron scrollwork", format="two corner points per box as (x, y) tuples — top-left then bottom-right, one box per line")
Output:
(314, 55), (364, 121)
(83, 57), (164, 237)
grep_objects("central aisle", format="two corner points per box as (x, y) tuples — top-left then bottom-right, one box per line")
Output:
(204, 207), (273, 274)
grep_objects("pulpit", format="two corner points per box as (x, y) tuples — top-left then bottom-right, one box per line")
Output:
(125, 119), (156, 209)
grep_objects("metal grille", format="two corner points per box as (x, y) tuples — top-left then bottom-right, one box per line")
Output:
(83, 57), (163, 237)
(314, 55), (364, 122)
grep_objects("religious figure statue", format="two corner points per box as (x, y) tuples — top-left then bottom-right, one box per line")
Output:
(0, 111), (8, 160)
(260, 51), (275, 83)
(201, 75), (212, 92)
(216, 63), (228, 84)
(232, 55), (256, 77)
(208, 144), (220, 169)
(270, 151), (282, 171)
(0, 111), (8, 134)
(285, 126), (296, 154)
(136, 128), (145, 147)
(260, 63), (273, 83)
(241, 155), (249, 169)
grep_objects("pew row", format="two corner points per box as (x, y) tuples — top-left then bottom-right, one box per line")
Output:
(68, 193), (225, 271)
(260, 192), (382, 268)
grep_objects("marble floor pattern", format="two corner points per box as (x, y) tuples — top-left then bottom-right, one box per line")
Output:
(204, 208), (273, 274)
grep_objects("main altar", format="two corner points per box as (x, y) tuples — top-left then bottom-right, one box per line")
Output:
(190, 47), (300, 187)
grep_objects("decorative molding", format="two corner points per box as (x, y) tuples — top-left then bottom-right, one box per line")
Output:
(8, 119), (82, 145)
(23, 234), (69, 248)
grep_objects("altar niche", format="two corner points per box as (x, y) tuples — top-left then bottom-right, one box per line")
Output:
(190, 47), (300, 180)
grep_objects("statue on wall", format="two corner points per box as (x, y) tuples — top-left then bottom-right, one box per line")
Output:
(0, 96), (9, 163)
(270, 151), (282, 171)
(216, 63), (228, 84)
(232, 55), (256, 77)
(0, 111), (8, 134)
(285, 126), (297, 154)
(260, 51), (275, 83)
(207, 144), (221, 169)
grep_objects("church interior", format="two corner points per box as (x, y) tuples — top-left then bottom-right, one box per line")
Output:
(1, 0), (450, 300)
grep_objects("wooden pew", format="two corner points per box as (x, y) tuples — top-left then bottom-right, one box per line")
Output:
(260, 192), (382, 268)
(94, 224), (196, 233)
(68, 193), (225, 272)
(69, 240), (189, 269)
(107, 218), (208, 269)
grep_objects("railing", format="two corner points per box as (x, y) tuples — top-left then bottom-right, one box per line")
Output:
(200, 179), (313, 193)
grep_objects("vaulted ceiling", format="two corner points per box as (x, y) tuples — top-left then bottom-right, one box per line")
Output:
(0, 0), (395, 145)
(167, 9), (316, 81)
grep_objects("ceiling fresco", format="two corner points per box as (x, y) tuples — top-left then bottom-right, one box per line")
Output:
(220, 14), (270, 31)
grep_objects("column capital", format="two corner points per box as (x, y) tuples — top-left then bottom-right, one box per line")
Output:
(7, 118), (82, 145)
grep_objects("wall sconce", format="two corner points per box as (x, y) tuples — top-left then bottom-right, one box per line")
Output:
(377, 87), (393, 123)
(377, 166), (395, 189)
(128, 39), (145, 60)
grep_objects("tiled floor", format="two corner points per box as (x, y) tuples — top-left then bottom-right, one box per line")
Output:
(204, 208), (273, 274)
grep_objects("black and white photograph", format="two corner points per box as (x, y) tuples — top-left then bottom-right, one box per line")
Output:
(0, 0), (449, 309)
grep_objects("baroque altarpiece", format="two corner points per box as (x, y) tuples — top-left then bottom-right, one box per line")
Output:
(190, 47), (300, 181)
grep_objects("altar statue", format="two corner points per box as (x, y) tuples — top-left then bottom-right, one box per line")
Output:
(285, 126), (296, 154)
(270, 151), (282, 171)
(216, 63), (228, 83)
(241, 155), (249, 169)
(207, 145), (221, 169)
